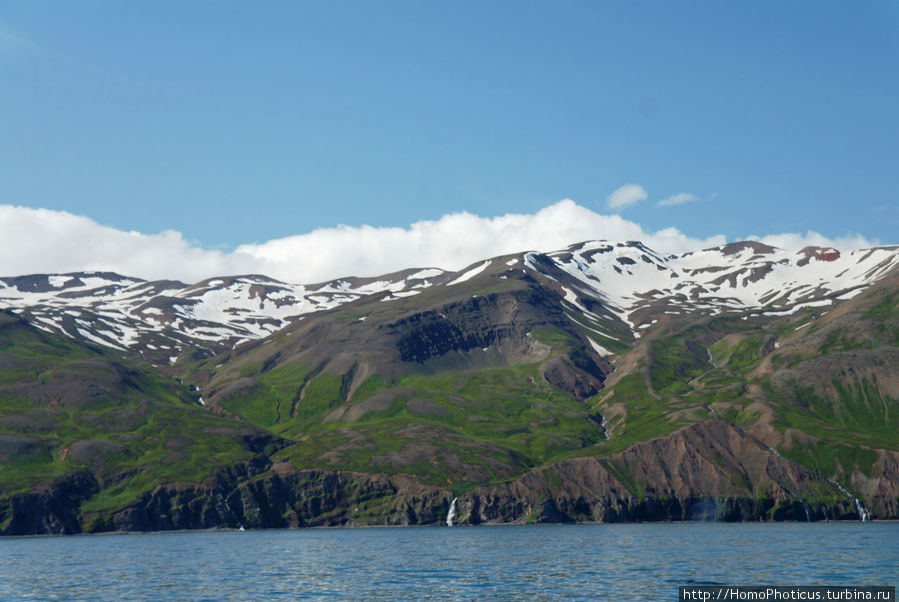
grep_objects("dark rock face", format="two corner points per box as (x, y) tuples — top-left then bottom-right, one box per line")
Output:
(383, 288), (612, 399)
(232, 468), (450, 528)
(107, 484), (231, 533)
(1, 471), (99, 535)
(104, 455), (272, 532)
(393, 310), (492, 363)
(96, 465), (452, 533)
(390, 292), (548, 364)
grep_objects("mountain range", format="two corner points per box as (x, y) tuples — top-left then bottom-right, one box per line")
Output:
(1, 240), (897, 534)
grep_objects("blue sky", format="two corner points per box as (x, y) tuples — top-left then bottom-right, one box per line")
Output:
(1, 1), (897, 281)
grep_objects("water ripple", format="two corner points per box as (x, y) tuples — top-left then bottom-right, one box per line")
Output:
(1, 523), (896, 600)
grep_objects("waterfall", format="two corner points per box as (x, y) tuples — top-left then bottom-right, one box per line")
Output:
(802, 501), (811, 522)
(600, 415), (611, 440)
(446, 497), (458, 527)
(854, 498), (871, 522)
(827, 479), (852, 498)
(220, 495), (245, 530)
(827, 479), (871, 522)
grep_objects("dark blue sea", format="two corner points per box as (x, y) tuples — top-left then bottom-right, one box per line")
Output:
(1, 523), (896, 600)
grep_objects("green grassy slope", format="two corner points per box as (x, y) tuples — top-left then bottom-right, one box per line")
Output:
(592, 279), (899, 494)
(0, 311), (280, 531)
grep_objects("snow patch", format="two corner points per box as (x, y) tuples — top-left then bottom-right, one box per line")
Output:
(762, 299), (832, 317)
(407, 268), (444, 280)
(446, 261), (492, 286)
(835, 288), (866, 301)
(76, 327), (126, 351)
(587, 338), (612, 357)
(47, 275), (72, 288)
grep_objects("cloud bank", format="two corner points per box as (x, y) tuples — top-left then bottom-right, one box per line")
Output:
(0, 201), (877, 284)
(0, 206), (261, 281)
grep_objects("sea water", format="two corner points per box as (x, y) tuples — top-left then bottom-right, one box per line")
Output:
(1, 523), (896, 600)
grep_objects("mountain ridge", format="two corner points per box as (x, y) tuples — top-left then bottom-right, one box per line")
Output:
(1, 239), (897, 534)
(2, 240), (896, 363)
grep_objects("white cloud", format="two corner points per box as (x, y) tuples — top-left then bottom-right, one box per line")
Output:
(0, 206), (259, 282)
(0, 202), (877, 284)
(606, 184), (648, 210)
(233, 200), (726, 282)
(657, 192), (699, 207)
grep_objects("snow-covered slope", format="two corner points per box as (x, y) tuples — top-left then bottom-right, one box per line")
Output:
(528, 241), (899, 336)
(0, 269), (448, 361)
(2, 240), (896, 360)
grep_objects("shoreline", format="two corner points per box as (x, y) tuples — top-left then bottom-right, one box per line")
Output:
(4, 518), (892, 539)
